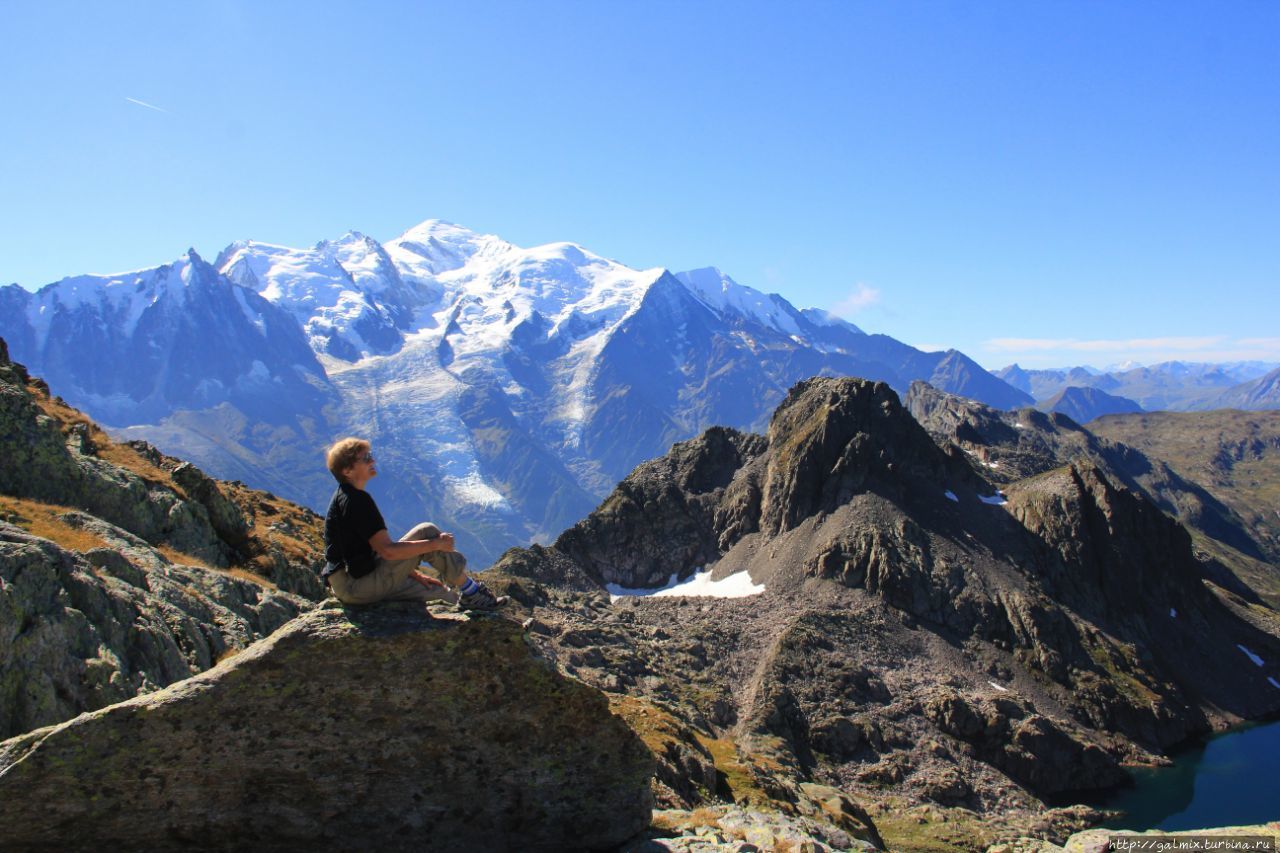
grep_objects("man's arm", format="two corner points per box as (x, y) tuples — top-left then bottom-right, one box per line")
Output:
(367, 529), (455, 560)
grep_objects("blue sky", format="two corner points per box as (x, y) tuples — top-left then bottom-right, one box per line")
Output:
(2, 1), (1277, 369)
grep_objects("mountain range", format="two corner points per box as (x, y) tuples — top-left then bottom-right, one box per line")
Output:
(3, 336), (1279, 849)
(998, 361), (1280, 419)
(0, 220), (1033, 566)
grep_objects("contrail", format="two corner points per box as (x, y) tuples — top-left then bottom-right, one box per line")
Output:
(125, 97), (167, 113)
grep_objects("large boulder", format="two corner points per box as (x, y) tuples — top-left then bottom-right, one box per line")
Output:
(0, 602), (654, 852)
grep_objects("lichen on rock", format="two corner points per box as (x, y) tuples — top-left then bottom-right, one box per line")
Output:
(0, 602), (655, 852)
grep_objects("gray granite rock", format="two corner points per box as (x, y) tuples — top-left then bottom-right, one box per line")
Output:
(0, 603), (655, 852)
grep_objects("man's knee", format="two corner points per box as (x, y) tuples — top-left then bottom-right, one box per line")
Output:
(401, 522), (442, 542)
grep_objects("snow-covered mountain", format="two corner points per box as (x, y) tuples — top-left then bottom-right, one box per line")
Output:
(1, 220), (1032, 565)
(0, 251), (327, 425)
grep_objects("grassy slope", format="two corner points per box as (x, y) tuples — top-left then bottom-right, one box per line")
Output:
(24, 378), (325, 587)
(1090, 410), (1280, 603)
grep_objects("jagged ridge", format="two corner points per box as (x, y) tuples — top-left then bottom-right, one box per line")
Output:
(485, 376), (1280, 846)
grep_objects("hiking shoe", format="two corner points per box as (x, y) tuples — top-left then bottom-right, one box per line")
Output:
(457, 581), (509, 612)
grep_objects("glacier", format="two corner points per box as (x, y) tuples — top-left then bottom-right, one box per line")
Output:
(0, 219), (1033, 567)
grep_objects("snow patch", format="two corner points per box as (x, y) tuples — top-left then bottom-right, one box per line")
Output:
(448, 473), (510, 510)
(988, 681), (1009, 692)
(979, 492), (1008, 506)
(1269, 677), (1280, 690)
(944, 490), (959, 502)
(1237, 644), (1265, 667)
(963, 449), (1000, 469)
(1170, 608), (1177, 618)
(607, 569), (765, 603)
(677, 267), (802, 337)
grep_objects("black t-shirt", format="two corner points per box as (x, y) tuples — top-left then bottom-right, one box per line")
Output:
(323, 482), (386, 579)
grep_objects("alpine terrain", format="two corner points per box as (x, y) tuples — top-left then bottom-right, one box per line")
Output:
(0, 220), (1032, 566)
(3, 343), (1279, 850)
(479, 376), (1280, 849)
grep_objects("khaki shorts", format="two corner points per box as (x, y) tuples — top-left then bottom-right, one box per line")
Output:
(328, 522), (466, 606)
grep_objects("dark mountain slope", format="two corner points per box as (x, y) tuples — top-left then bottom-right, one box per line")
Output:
(908, 381), (1280, 607)
(487, 377), (1280, 847)
(1090, 409), (1280, 568)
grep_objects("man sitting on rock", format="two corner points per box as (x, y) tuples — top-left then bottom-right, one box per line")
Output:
(321, 437), (507, 611)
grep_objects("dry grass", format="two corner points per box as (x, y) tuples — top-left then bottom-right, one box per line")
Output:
(651, 807), (723, 833)
(873, 809), (994, 853)
(224, 566), (279, 590)
(154, 544), (213, 569)
(215, 647), (244, 665)
(0, 495), (110, 553)
(694, 734), (776, 808)
(608, 694), (689, 754)
(0, 498), (280, 590)
(23, 374), (325, 582)
(154, 545), (280, 590)
(31, 384), (187, 496)
(224, 481), (325, 565)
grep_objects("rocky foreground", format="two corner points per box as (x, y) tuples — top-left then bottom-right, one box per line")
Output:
(0, 602), (654, 852)
(0, 337), (326, 739)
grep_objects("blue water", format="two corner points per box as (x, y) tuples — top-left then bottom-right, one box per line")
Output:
(1099, 718), (1280, 830)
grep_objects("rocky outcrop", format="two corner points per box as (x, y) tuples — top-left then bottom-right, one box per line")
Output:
(490, 376), (1280, 848)
(1, 349), (226, 566)
(1089, 408), (1280, 577)
(907, 380), (1275, 599)
(1006, 461), (1280, 750)
(557, 427), (767, 589)
(1058, 823), (1280, 853)
(0, 340), (327, 739)
(0, 521), (309, 739)
(554, 379), (981, 590)
(0, 603), (655, 852)
(923, 688), (1124, 795)
(627, 798), (885, 851)
(758, 378), (979, 536)
(0, 338), (325, 595)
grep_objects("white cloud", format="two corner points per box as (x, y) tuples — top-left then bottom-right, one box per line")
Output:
(983, 336), (1226, 353)
(1237, 337), (1280, 350)
(978, 335), (1280, 370)
(125, 97), (168, 113)
(832, 283), (881, 317)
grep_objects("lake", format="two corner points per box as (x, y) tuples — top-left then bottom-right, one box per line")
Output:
(1098, 718), (1280, 830)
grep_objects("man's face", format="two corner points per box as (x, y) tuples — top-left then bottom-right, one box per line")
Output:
(344, 449), (377, 481)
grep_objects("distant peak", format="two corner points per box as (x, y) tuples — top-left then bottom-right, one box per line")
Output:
(393, 218), (479, 243)
(683, 265), (727, 278)
(316, 230), (377, 251)
(677, 267), (734, 290)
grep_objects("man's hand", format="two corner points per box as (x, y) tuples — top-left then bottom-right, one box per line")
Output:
(431, 532), (456, 553)
(410, 571), (446, 589)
